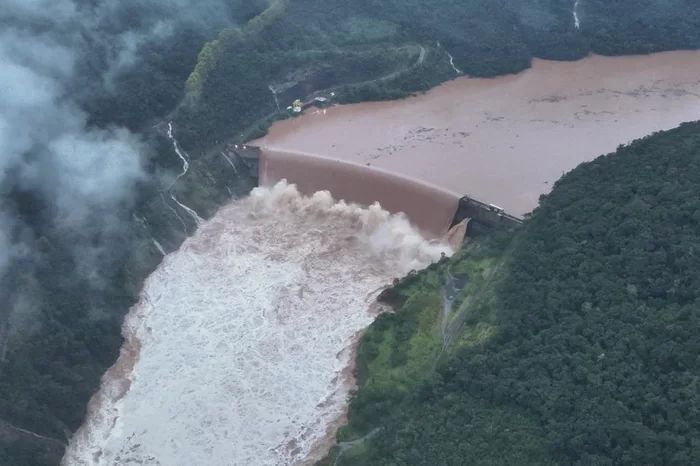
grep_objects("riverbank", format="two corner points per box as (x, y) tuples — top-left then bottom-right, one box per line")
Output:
(254, 50), (700, 216)
(62, 182), (451, 464)
(327, 122), (700, 465)
(5, 2), (700, 464)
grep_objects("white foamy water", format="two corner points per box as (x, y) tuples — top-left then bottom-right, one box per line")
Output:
(63, 181), (451, 466)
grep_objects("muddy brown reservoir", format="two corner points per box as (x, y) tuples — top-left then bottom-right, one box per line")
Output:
(254, 51), (700, 216)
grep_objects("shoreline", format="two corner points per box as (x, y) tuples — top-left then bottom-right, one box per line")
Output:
(299, 331), (360, 465)
(61, 47), (700, 465)
(62, 183), (449, 465)
(61, 284), (153, 464)
(253, 49), (700, 217)
(300, 299), (390, 466)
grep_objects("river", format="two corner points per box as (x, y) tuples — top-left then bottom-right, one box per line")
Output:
(254, 50), (700, 216)
(62, 182), (450, 465)
(64, 50), (700, 465)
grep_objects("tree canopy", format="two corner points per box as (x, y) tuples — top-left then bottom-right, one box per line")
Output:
(329, 122), (700, 466)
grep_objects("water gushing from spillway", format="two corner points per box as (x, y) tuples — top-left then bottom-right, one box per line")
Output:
(63, 181), (451, 466)
(259, 148), (461, 239)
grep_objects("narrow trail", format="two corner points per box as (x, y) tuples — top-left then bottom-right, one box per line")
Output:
(167, 122), (189, 186)
(441, 285), (480, 352)
(161, 192), (189, 231)
(0, 418), (67, 448)
(372, 45), (426, 84)
(439, 245), (514, 358)
(238, 43), (433, 144)
(441, 266), (459, 346)
(219, 151), (239, 174)
(170, 194), (202, 225)
(304, 44), (428, 103)
(435, 265), (463, 366)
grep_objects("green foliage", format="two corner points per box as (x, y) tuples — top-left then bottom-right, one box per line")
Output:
(0, 440), (63, 466)
(4, 1), (700, 464)
(327, 239), (537, 464)
(335, 122), (700, 465)
(343, 266), (444, 439)
(184, 0), (288, 95)
(337, 17), (400, 44)
(466, 122), (700, 465)
(247, 0), (288, 34)
(584, 0), (700, 55)
(186, 38), (227, 94)
(177, 0), (700, 154)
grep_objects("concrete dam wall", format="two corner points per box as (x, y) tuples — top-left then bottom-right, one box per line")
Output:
(225, 144), (522, 239)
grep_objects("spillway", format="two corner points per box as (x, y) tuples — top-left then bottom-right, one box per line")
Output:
(259, 149), (461, 238)
(63, 181), (451, 465)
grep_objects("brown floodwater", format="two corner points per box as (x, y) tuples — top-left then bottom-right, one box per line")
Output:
(253, 51), (700, 216)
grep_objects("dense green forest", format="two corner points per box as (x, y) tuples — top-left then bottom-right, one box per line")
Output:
(2, 1), (700, 464)
(324, 122), (700, 466)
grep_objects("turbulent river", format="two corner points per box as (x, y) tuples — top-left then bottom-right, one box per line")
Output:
(64, 49), (700, 465)
(63, 182), (450, 465)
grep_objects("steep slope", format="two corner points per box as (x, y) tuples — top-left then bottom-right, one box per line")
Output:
(3, 1), (700, 464)
(330, 122), (700, 465)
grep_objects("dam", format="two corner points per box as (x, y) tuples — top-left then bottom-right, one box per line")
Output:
(254, 50), (700, 217)
(63, 49), (700, 466)
(225, 144), (522, 239)
(63, 133), (456, 465)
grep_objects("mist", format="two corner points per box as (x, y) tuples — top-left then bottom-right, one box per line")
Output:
(0, 0), (246, 336)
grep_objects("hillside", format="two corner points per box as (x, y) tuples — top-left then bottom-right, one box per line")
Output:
(326, 122), (700, 465)
(175, 0), (700, 152)
(2, 1), (700, 464)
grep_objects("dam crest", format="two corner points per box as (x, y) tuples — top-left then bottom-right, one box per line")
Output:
(226, 143), (523, 239)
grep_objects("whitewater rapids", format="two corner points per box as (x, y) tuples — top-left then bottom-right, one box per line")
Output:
(63, 181), (451, 466)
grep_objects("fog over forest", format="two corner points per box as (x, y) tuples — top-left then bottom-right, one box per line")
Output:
(2, 1), (700, 465)
(0, 0), (257, 282)
(0, 2), (253, 460)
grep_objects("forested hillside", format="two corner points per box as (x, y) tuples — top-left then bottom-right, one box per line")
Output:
(2, 1), (700, 464)
(326, 122), (700, 465)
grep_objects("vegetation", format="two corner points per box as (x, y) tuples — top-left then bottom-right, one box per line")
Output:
(2, 1), (700, 465)
(175, 0), (700, 151)
(0, 3), (263, 465)
(328, 122), (700, 465)
(585, 0), (700, 55)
